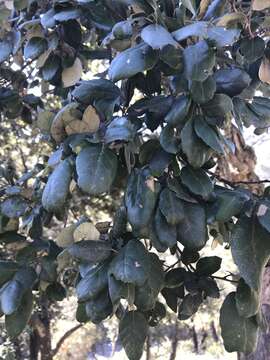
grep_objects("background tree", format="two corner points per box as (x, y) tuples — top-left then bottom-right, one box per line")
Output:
(1, 0), (270, 359)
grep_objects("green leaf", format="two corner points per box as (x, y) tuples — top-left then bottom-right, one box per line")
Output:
(76, 303), (89, 323)
(108, 274), (128, 310)
(160, 125), (181, 154)
(42, 54), (61, 81)
(172, 22), (208, 42)
(105, 117), (135, 143)
(76, 145), (117, 195)
(165, 95), (191, 127)
(1, 197), (29, 218)
(240, 37), (265, 63)
(183, 40), (215, 81)
(153, 209), (177, 248)
(109, 43), (158, 82)
(165, 268), (186, 288)
(180, 166), (213, 200)
(214, 68), (251, 97)
(181, 119), (213, 168)
(202, 94), (233, 118)
(68, 240), (111, 263)
(215, 189), (248, 222)
(134, 253), (164, 310)
(193, 116), (224, 154)
(0, 280), (24, 315)
(141, 24), (178, 49)
(125, 168), (160, 230)
(54, 8), (81, 22)
(24, 37), (48, 60)
(159, 188), (185, 225)
(119, 311), (149, 360)
(231, 216), (270, 291)
(178, 293), (203, 320)
(190, 76), (216, 104)
(196, 256), (222, 276)
(160, 45), (183, 70)
(5, 290), (33, 338)
(85, 288), (113, 324)
(42, 158), (72, 213)
(236, 278), (259, 318)
(109, 240), (149, 286)
(76, 261), (110, 302)
(0, 261), (19, 286)
(220, 292), (258, 353)
(177, 202), (208, 251)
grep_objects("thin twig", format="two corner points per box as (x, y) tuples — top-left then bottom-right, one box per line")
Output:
(52, 324), (83, 356)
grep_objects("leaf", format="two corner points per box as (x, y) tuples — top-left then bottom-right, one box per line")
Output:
(108, 275), (128, 310)
(165, 268), (186, 288)
(165, 95), (191, 127)
(42, 54), (61, 81)
(134, 253), (164, 311)
(73, 222), (100, 242)
(5, 290), (33, 338)
(193, 116), (224, 154)
(76, 145), (117, 195)
(109, 240), (149, 286)
(180, 166), (213, 200)
(240, 37), (265, 63)
(153, 209), (177, 248)
(1, 197), (29, 218)
(65, 105), (100, 135)
(0, 280), (24, 315)
(50, 102), (79, 143)
(236, 278), (259, 318)
(160, 45), (183, 69)
(183, 40), (215, 81)
(220, 292), (258, 353)
(62, 58), (82, 88)
(85, 288), (112, 324)
(231, 216), (270, 291)
(177, 202), (208, 251)
(105, 117), (135, 143)
(196, 256), (221, 276)
(253, 0), (270, 11)
(160, 125), (181, 154)
(0, 31), (18, 63)
(141, 24), (178, 50)
(125, 168), (160, 230)
(42, 159), (72, 213)
(259, 57), (270, 84)
(0, 261), (19, 286)
(56, 224), (77, 247)
(190, 76), (216, 104)
(159, 188), (185, 225)
(68, 240), (111, 263)
(36, 110), (54, 134)
(172, 22), (208, 42)
(24, 37), (48, 60)
(257, 202), (270, 233)
(182, 0), (196, 15)
(207, 27), (240, 47)
(76, 261), (109, 302)
(215, 190), (248, 222)
(214, 68), (251, 97)
(181, 119), (213, 168)
(109, 43), (158, 82)
(54, 8), (81, 22)
(119, 311), (148, 360)
(178, 293), (203, 320)
(202, 94), (233, 118)
(216, 12), (246, 27)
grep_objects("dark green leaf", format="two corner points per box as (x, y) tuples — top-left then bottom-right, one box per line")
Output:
(160, 45), (183, 69)
(153, 208), (177, 248)
(85, 288), (112, 324)
(42, 159), (72, 213)
(141, 24), (178, 49)
(108, 274), (128, 310)
(220, 292), (258, 353)
(109, 43), (158, 82)
(5, 290), (33, 338)
(119, 311), (148, 360)
(231, 216), (270, 291)
(159, 188), (185, 225)
(236, 278), (259, 318)
(76, 145), (117, 195)
(214, 68), (251, 97)
(196, 256), (222, 276)
(165, 95), (191, 127)
(215, 189), (248, 222)
(54, 8), (81, 22)
(1, 197), (29, 218)
(193, 116), (224, 154)
(109, 240), (149, 286)
(180, 166), (213, 200)
(165, 268), (186, 288)
(68, 240), (111, 263)
(105, 117), (135, 143)
(190, 76), (216, 104)
(178, 293), (203, 320)
(24, 37), (48, 60)
(240, 37), (265, 63)
(183, 40), (215, 81)
(202, 94), (233, 118)
(0, 261), (19, 286)
(160, 125), (181, 154)
(0, 280), (24, 315)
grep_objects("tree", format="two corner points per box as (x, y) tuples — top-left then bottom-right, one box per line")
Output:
(1, 0), (270, 359)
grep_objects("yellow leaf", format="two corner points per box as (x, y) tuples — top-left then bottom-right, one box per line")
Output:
(253, 0), (270, 11)
(50, 102), (79, 143)
(259, 57), (270, 84)
(65, 105), (100, 135)
(37, 110), (54, 134)
(198, 0), (211, 19)
(216, 12), (246, 27)
(57, 249), (73, 272)
(73, 222), (100, 242)
(62, 58), (82, 88)
(36, 49), (52, 68)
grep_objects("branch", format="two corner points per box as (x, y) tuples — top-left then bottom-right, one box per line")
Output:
(208, 171), (270, 186)
(52, 324), (83, 357)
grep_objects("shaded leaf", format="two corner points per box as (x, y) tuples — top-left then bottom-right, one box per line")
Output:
(196, 256), (221, 276)
(236, 278), (259, 318)
(68, 240), (111, 263)
(159, 188), (185, 225)
(178, 293), (203, 320)
(193, 116), (224, 154)
(180, 166), (213, 200)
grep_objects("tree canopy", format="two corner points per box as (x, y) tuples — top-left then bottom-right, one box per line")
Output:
(1, 0), (270, 358)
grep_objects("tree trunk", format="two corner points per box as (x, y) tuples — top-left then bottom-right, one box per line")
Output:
(29, 294), (53, 360)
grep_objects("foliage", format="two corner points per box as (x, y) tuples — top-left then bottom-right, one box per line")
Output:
(1, 0), (270, 359)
